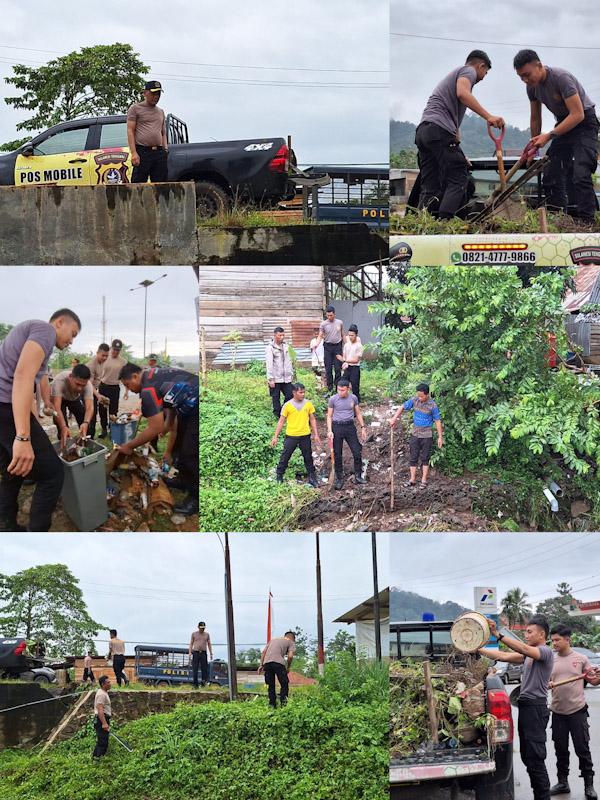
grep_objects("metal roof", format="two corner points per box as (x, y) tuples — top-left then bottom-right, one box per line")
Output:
(333, 588), (390, 623)
(563, 266), (600, 312)
(212, 341), (313, 366)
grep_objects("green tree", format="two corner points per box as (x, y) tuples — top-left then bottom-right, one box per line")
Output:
(291, 626), (312, 659)
(0, 323), (13, 343)
(372, 267), (600, 481)
(536, 583), (594, 634)
(2, 43), (148, 146)
(501, 587), (532, 627)
(49, 349), (93, 372)
(390, 149), (418, 169)
(0, 564), (104, 657)
(326, 630), (356, 659)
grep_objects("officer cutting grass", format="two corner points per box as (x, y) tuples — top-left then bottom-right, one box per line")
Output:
(92, 675), (112, 758)
(258, 631), (296, 709)
(514, 50), (600, 225)
(0, 309), (81, 532)
(118, 364), (199, 516)
(127, 80), (168, 184)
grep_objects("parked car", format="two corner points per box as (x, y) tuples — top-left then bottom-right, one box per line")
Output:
(0, 637), (57, 683)
(494, 660), (523, 685)
(0, 114), (295, 216)
(390, 621), (514, 800)
(573, 646), (600, 687)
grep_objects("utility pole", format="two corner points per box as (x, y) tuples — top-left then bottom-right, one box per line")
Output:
(101, 296), (107, 342)
(129, 274), (167, 358)
(224, 532), (238, 700)
(316, 532), (325, 676)
(371, 532), (382, 662)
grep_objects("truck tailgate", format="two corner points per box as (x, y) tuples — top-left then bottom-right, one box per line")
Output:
(390, 747), (495, 784)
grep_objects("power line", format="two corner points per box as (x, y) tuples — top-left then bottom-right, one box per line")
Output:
(391, 32), (600, 51)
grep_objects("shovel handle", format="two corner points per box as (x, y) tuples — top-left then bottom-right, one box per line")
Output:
(487, 121), (505, 148)
(551, 670), (592, 689)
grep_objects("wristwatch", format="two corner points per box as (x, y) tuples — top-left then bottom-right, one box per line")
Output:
(497, 633), (504, 641)
(15, 435), (31, 442)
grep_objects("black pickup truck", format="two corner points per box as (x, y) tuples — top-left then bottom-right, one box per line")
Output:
(390, 620), (515, 800)
(0, 637), (56, 683)
(0, 114), (295, 216)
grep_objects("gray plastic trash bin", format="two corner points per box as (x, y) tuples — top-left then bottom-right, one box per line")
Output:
(54, 440), (109, 531)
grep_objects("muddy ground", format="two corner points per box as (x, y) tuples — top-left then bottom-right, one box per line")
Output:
(295, 403), (513, 532)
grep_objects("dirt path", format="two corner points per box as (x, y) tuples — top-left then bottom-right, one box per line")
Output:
(298, 402), (513, 532)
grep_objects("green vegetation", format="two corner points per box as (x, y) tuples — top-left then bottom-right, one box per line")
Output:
(0, 656), (388, 800)
(372, 266), (600, 529)
(391, 206), (600, 235)
(200, 367), (389, 532)
(198, 209), (309, 227)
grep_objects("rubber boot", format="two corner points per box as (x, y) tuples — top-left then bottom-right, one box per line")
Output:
(307, 472), (319, 488)
(354, 473), (366, 485)
(334, 477), (344, 490)
(0, 516), (26, 532)
(174, 495), (199, 516)
(585, 777), (598, 800)
(276, 474), (283, 484)
(550, 777), (571, 795)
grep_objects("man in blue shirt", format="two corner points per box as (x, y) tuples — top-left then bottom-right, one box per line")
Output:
(389, 383), (443, 488)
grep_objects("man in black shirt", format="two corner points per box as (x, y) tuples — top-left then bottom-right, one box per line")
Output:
(118, 364), (198, 515)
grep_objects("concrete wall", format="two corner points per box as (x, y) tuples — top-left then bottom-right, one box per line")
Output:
(0, 683), (74, 748)
(0, 183), (197, 265)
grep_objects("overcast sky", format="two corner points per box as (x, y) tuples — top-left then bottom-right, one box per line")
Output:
(0, 266), (198, 358)
(0, 0), (388, 166)
(391, 0), (600, 130)
(0, 532), (389, 657)
(391, 533), (600, 615)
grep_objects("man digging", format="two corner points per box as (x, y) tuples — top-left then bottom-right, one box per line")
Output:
(327, 378), (367, 491)
(389, 383), (443, 489)
(258, 631), (296, 709)
(270, 382), (321, 487)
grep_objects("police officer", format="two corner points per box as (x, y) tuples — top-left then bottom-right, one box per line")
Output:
(513, 50), (599, 224)
(127, 80), (169, 183)
(98, 339), (126, 439)
(118, 363), (199, 515)
(416, 51), (504, 218)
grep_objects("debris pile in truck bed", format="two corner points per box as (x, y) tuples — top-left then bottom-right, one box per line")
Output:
(99, 448), (180, 532)
(389, 658), (492, 758)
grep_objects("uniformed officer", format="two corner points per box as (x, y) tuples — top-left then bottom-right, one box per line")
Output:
(118, 364), (199, 515)
(98, 339), (126, 439)
(127, 80), (169, 183)
(416, 51), (505, 218)
(513, 50), (599, 224)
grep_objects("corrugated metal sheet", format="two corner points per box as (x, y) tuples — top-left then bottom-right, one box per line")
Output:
(563, 266), (600, 312)
(212, 342), (312, 367)
(291, 319), (321, 347)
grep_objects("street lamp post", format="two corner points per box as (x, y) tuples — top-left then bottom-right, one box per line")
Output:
(129, 274), (167, 358)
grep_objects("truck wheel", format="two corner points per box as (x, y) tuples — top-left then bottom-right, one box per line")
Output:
(33, 674), (50, 683)
(194, 181), (230, 218)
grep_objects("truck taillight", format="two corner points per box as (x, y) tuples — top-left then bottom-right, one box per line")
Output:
(488, 689), (513, 743)
(14, 641), (27, 656)
(269, 144), (289, 173)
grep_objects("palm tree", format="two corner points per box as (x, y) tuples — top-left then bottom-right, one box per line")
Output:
(501, 588), (532, 628)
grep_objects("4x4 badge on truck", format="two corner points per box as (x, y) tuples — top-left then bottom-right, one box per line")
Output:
(244, 142), (273, 151)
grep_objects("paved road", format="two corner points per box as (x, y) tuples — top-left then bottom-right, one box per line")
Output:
(514, 685), (600, 800)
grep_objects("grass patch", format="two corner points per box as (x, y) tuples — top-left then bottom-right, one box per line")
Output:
(391, 208), (600, 235)
(198, 209), (309, 228)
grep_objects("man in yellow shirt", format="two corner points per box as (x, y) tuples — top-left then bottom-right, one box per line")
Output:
(270, 383), (322, 487)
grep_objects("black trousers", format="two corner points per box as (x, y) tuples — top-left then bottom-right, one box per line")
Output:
(409, 434), (433, 467)
(332, 420), (362, 478)
(131, 145), (168, 183)
(270, 382), (293, 418)
(60, 398), (85, 429)
(83, 667), (96, 682)
(93, 714), (110, 757)
(173, 407), (199, 498)
(323, 342), (343, 391)
(518, 699), (551, 800)
(544, 111), (599, 222)
(89, 397), (98, 440)
(98, 384), (120, 433)
(415, 121), (469, 218)
(0, 404), (64, 531)
(552, 705), (594, 779)
(264, 662), (289, 708)
(276, 435), (315, 478)
(192, 650), (209, 687)
(112, 654), (128, 686)
(343, 365), (361, 404)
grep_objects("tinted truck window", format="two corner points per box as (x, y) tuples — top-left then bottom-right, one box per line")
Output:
(35, 127), (89, 155)
(99, 122), (128, 148)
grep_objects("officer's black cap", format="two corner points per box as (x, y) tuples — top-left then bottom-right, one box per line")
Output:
(145, 80), (163, 93)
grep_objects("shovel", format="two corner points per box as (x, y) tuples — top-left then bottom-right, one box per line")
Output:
(487, 122), (507, 192)
(390, 426), (395, 511)
(327, 441), (335, 490)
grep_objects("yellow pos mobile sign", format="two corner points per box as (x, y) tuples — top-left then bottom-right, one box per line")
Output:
(14, 148), (132, 187)
(390, 234), (600, 267)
